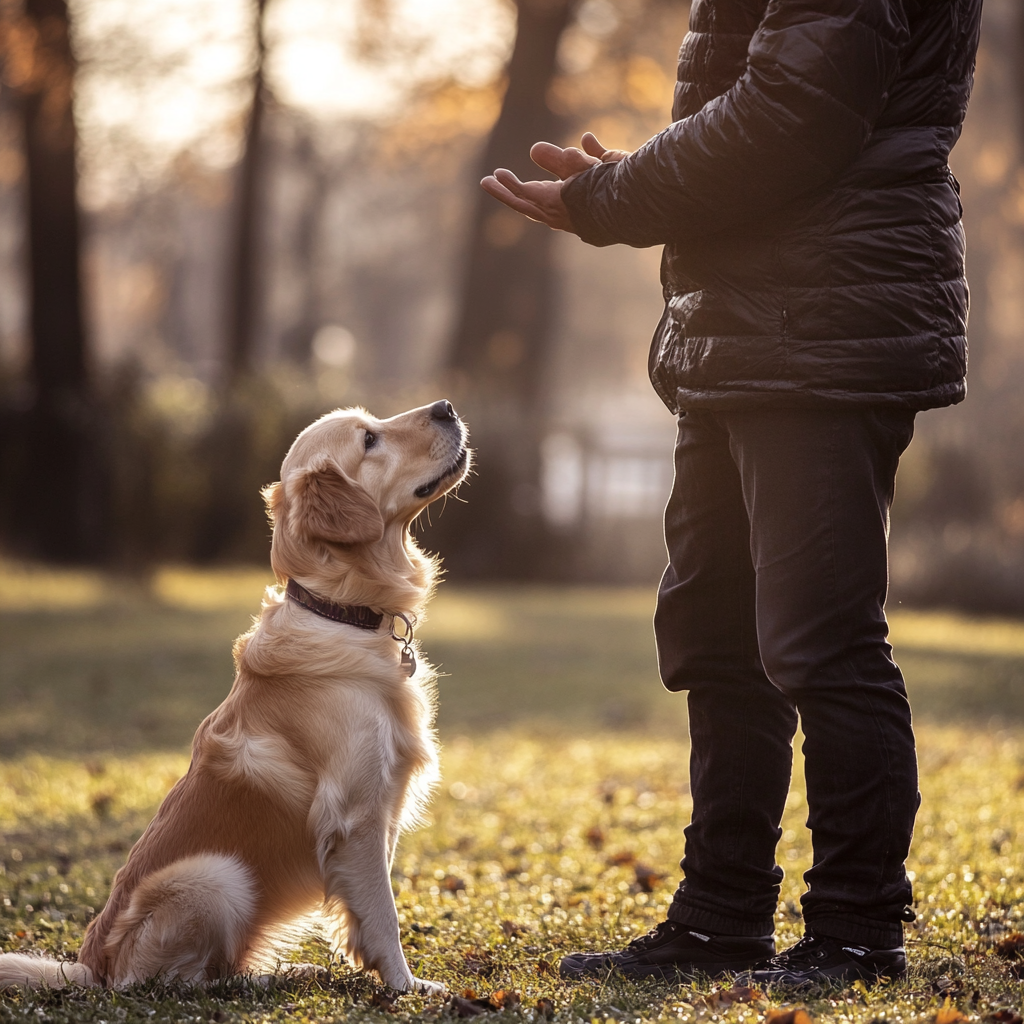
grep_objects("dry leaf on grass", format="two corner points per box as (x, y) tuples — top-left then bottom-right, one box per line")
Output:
(463, 951), (499, 977)
(987, 1010), (1024, 1024)
(994, 933), (1024, 960)
(606, 850), (636, 867)
(489, 989), (520, 1010)
(633, 863), (664, 893)
(705, 985), (764, 1009)
(369, 991), (397, 1012)
(934, 997), (968, 1024)
(766, 1008), (813, 1024)
(447, 995), (489, 1017)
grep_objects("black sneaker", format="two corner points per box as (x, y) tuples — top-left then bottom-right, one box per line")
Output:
(559, 920), (775, 981)
(738, 933), (907, 988)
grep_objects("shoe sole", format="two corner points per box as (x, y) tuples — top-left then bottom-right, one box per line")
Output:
(739, 966), (907, 989)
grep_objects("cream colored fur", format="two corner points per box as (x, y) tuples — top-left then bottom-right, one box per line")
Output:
(0, 402), (469, 994)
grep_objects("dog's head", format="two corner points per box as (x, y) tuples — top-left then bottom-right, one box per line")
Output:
(263, 401), (470, 606)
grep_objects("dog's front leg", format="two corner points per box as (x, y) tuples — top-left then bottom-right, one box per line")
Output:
(320, 825), (443, 995)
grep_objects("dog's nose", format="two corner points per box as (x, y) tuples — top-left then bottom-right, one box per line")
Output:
(430, 400), (457, 422)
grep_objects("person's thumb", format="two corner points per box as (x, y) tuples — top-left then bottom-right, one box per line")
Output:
(582, 132), (630, 163)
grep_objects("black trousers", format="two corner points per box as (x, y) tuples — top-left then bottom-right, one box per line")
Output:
(656, 406), (918, 949)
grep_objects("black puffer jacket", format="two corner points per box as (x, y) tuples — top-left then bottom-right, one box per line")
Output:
(562, 0), (983, 412)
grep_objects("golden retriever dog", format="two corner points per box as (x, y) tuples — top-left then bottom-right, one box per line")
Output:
(0, 400), (469, 994)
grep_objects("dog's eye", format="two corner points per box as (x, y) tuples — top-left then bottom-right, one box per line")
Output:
(364, 431), (377, 451)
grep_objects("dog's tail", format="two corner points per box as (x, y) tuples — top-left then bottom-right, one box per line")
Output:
(103, 853), (257, 986)
(0, 952), (97, 989)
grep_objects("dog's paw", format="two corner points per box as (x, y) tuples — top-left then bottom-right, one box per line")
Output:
(280, 963), (331, 983)
(411, 976), (446, 996)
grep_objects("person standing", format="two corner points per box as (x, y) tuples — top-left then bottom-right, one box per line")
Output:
(481, 0), (983, 985)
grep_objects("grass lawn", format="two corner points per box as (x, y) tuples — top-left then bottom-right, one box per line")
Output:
(1, 562), (1023, 1022)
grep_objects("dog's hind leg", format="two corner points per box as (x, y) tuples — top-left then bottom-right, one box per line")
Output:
(103, 854), (257, 987)
(320, 825), (442, 995)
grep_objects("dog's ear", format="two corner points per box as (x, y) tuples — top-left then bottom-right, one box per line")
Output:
(289, 460), (384, 545)
(262, 481), (283, 527)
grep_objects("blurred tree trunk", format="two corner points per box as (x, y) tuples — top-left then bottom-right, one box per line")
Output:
(225, 0), (269, 384)
(440, 0), (578, 578)
(196, 0), (270, 561)
(8, 0), (102, 561)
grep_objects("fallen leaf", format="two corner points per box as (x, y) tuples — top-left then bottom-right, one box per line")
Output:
(988, 1011), (1024, 1024)
(706, 985), (763, 1009)
(490, 989), (520, 1010)
(91, 793), (114, 819)
(370, 991), (397, 1012)
(448, 995), (488, 1017)
(633, 863), (664, 893)
(994, 933), (1024, 960)
(934, 997), (967, 1024)
(766, 1009), (813, 1024)
(464, 952), (499, 977)
(606, 850), (636, 867)
(585, 826), (605, 850)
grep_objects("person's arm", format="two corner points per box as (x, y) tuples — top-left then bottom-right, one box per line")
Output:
(562, 0), (909, 248)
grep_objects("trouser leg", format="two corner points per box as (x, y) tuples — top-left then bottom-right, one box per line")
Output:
(656, 411), (798, 937)
(726, 406), (919, 948)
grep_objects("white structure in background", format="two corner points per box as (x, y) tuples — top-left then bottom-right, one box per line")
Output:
(540, 393), (677, 580)
(542, 424), (673, 525)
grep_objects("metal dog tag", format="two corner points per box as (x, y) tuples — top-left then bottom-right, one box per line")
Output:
(401, 646), (417, 677)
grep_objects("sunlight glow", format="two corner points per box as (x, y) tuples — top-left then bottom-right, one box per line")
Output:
(71, 0), (513, 202)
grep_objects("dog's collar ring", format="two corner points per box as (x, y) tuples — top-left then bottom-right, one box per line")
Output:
(390, 613), (417, 677)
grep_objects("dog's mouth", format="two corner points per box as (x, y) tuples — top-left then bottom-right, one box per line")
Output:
(414, 446), (469, 500)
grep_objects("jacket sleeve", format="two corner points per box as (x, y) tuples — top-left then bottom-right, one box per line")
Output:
(561, 0), (909, 248)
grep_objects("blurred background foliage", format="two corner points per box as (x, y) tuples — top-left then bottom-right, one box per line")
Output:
(0, 0), (1020, 609)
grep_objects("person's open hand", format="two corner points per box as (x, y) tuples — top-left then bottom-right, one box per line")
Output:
(480, 133), (630, 233)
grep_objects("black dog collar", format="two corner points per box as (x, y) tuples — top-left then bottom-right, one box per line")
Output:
(285, 579), (419, 677)
(285, 579), (384, 630)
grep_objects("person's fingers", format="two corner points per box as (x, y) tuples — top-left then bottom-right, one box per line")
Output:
(482, 170), (572, 231)
(493, 167), (530, 195)
(481, 173), (546, 221)
(530, 141), (598, 179)
(530, 141), (565, 172)
(561, 146), (600, 174)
